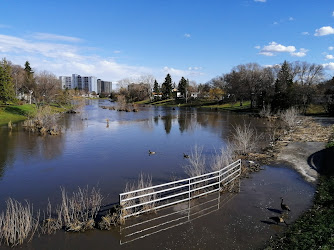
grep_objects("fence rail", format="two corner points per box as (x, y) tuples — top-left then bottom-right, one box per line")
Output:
(119, 159), (241, 220)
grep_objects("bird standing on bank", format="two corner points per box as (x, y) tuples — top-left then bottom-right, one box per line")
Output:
(280, 197), (291, 212)
(269, 216), (288, 226)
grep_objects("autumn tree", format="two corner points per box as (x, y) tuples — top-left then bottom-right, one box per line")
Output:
(0, 58), (15, 104)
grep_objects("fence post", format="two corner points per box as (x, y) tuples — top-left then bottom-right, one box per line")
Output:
(188, 179), (191, 220)
(219, 169), (221, 191)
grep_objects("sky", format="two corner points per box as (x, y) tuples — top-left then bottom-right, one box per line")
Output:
(0, 0), (334, 85)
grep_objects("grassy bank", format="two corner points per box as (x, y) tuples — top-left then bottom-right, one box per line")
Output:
(0, 104), (36, 126)
(265, 137), (334, 249)
(0, 104), (70, 126)
(137, 98), (252, 112)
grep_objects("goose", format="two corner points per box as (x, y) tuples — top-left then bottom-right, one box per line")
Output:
(149, 150), (156, 155)
(183, 153), (190, 158)
(269, 216), (288, 226)
(280, 197), (291, 212)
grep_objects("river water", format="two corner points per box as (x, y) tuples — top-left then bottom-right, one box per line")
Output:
(0, 100), (314, 249)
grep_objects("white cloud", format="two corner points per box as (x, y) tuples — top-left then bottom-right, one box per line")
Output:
(260, 42), (296, 53)
(329, 46), (334, 51)
(288, 17), (294, 21)
(332, 11), (334, 16)
(273, 21), (279, 25)
(258, 42), (308, 57)
(0, 33), (154, 81)
(323, 62), (334, 71)
(301, 32), (309, 35)
(326, 54), (334, 60)
(291, 48), (308, 57)
(31, 32), (82, 42)
(184, 33), (191, 38)
(113, 50), (121, 54)
(254, 45), (261, 49)
(254, 0), (266, 2)
(314, 26), (334, 36)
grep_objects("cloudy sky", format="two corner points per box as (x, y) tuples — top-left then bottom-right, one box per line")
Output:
(0, 0), (333, 84)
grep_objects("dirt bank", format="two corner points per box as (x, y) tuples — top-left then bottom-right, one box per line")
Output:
(250, 117), (334, 184)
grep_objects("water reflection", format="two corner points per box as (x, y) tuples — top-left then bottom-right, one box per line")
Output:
(0, 100), (269, 208)
(120, 183), (239, 245)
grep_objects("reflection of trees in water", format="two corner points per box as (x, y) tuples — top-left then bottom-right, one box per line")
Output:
(178, 110), (197, 133)
(162, 112), (173, 134)
(0, 122), (67, 178)
(0, 128), (16, 178)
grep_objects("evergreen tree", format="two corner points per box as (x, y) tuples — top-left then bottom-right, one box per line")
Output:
(272, 61), (294, 111)
(161, 74), (172, 99)
(0, 58), (15, 104)
(153, 80), (160, 93)
(178, 77), (188, 98)
(24, 61), (35, 92)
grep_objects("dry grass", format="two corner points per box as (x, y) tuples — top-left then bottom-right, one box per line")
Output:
(211, 143), (235, 172)
(259, 104), (272, 118)
(280, 107), (300, 129)
(23, 106), (62, 135)
(137, 173), (156, 211)
(231, 122), (262, 155)
(120, 173), (157, 221)
(60, 186), (103, 232)
(183, 145), (206, 177)
(40, 200), (62, 235)
(0, 198), (40, 247)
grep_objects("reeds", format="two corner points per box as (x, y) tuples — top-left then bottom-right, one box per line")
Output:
(120, 173), (157, 221)
(0, 198), (40, 247)
(40, 200), (62, 235)
(231, 122), (262, 155)
(60, 186), (103, 232)
(211, 143), (235, 172)
(183, 145), (206, 177)
(280, 107), (300, 129)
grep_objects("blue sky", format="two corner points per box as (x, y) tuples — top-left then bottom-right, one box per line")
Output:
(1, 0), (334, 84)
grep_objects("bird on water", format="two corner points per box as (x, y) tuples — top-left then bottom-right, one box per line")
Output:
(183, 153), (189, 158)
(149, 150), (156, 155)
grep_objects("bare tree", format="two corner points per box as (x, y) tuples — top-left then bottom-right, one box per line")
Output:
(35, 71), (61, 104)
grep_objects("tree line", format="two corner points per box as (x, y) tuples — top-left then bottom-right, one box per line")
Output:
(203, 60), (334, 114)
(0, 58), (71, 106)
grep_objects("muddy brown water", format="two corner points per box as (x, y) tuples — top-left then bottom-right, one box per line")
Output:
(0, 100), (315, 249)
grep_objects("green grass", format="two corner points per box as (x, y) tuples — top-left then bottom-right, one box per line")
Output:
(305, 104), (327, 115)
(0, 104), (36, 125)
(140, 98), (253, 112)
(202, 101), (252, 111)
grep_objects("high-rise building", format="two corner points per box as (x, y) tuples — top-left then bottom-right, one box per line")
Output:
(59, 76), (72, 89)
(97, 79), (112, 94)
(59, 74), (104, 93)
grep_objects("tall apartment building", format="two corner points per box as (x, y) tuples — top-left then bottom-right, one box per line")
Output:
(59, 76), (72, 89)
(97, 79), (112, 93)
(59, 74), (107, 93)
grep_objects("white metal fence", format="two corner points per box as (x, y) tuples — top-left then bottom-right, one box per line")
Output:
(119, 159), (241, 220)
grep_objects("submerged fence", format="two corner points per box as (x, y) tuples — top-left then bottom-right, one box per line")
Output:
(119, 159), (241, 221)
